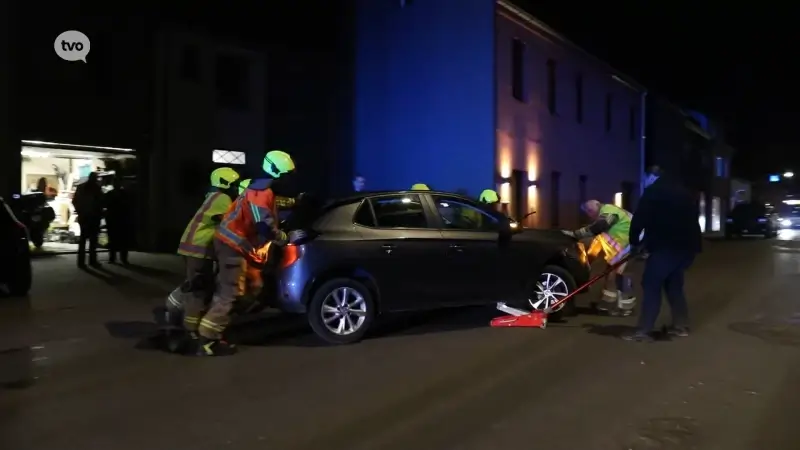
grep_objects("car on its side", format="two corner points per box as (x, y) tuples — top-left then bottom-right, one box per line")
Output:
(266, 190), (591, 344)
(0, 195), (33, 297)
(725, 202), (779, 239)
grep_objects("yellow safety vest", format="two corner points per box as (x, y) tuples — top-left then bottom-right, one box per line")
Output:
(594, 203), (633, 264)
(177, 191), (233, 259)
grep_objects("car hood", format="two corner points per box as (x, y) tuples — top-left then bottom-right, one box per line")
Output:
(512, 228), (577, 248)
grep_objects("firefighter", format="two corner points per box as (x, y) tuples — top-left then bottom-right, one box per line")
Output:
(411, 183), (430, 190)
(165, 168), (241, 344)
(478, 189), (500, 205)
(196, 150), (304, 356)
(562, 199), (636, 316)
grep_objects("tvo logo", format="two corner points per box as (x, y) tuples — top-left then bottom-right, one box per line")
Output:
(54, 30), (91, 63)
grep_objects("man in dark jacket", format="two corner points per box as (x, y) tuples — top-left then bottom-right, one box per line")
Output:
(72, 172), (104, 268)
(625, 166), (702, 342)
(104, 178), (133, 264)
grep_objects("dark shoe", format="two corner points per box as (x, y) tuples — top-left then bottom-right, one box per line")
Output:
(195, 337), (237, 356)
(666, 326), (690, 337)
(621, 330), (655, 342)
(166, 331), (199, 354)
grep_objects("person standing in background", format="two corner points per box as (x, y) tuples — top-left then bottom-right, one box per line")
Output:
(72, 172), (104, 268)
(104, 178), (134, 265)
(353, 174), (366, 192)
(625, 165), (702, 342)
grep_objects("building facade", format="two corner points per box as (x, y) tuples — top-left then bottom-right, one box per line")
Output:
(354, 0), (644, 229)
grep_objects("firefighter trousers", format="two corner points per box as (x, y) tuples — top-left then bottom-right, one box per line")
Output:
(198, 239), (245, 340)
(168, 256), (215, 330)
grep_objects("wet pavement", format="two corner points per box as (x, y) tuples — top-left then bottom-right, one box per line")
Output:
(2, 233), (800, 450)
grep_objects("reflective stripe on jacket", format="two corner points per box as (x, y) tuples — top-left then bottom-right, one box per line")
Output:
(177, 191), (232, 259)
(216, 178), (279, 255)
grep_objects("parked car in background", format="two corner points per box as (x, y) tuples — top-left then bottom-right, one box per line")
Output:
(776, 205), (800, 230)
(0, 196), (33, 296)
(266, 190), (591, 344)
(725, 202), (779, 238)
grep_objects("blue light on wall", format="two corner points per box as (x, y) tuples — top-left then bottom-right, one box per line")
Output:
(769, 174), (780, 182)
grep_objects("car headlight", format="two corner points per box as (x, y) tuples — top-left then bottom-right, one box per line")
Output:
(781, 218), (792, 227)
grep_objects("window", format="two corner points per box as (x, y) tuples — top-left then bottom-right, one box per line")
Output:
(550, 171), (561, 227)
(370, 194), (428, 228)
(180, 45), (200, 81)
(511, 38), (525, 101)
(715, 157), (726, 178)
(546, 59), (557, 114)
(605, 94), (613, 131)
(629, 106), (636, 141)
(575, 74), (583, 123)
(711, 197), (721, 231)
(212, 149), (246, 165)
(432, 195), (499, 231)
(215, 53), (250, 110)
(353, 200), (376, 227)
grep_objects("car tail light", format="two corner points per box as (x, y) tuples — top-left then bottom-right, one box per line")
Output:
(280, 244), (300, 268)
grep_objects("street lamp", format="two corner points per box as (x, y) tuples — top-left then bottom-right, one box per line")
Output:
(784, 171), (795, 178)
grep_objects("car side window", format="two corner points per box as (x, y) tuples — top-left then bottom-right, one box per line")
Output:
(432, 195), (499, 231)
(369, 194), (428, 228)
(353, 200), (376, 227)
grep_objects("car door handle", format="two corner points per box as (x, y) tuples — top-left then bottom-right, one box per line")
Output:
(381, 244), (396, 254)
(449, 244), (464, 252)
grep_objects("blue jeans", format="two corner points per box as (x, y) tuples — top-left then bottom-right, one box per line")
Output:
(637, 250), (695, 332)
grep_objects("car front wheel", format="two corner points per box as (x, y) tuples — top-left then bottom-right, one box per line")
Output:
(307, 278), (376, 345)
(528, 265), (577, 320)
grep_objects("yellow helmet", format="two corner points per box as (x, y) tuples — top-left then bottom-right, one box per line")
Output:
(238, 178), (252, 195)
(410, 183), (430, 191)
(210, 167), (241, 189)
(263, 150), (296, 178)
(479, 189), (499, 204)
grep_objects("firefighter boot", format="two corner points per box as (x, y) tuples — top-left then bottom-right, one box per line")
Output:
(165, 330), (200, 354)
(610, 291), (636, 317)
(592, 289), (618, 314)
(195, 337), (237, 357)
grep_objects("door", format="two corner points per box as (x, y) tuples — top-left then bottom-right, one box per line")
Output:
(428, 194), (516, 305)
(352, 194), (448, 312)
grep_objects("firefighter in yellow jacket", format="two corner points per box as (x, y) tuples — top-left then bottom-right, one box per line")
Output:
(164, 167), (241, 343)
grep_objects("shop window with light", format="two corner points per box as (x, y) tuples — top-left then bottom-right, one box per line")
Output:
(613, 192), (623, 208)
(212, 149), (246, 165)
(698, 193), (706, 232)
(711, 197), (721, 231)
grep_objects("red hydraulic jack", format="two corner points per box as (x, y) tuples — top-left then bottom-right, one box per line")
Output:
(490, 255), (632, 329)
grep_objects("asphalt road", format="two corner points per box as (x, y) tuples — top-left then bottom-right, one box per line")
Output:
(2, 231), (800, 450)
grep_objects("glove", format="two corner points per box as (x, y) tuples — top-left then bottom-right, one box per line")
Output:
(272, 229), (289, 246)
(288, 229), (307, 244)
(561, 230), (576, 238)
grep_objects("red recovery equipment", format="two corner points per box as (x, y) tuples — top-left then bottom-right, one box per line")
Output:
(490, 255), (633, 329)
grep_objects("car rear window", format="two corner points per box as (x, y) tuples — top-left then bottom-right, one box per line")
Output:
(281, 196), (328, 231)
(732, 203), (766, 217)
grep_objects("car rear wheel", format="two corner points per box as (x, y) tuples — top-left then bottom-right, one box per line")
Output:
(528, 265), (577, 320)
(307, 278), (376, 345)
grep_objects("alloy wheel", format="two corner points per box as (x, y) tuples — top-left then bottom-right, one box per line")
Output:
(529, 272), (570, 311)
(320, 287), (368, 336)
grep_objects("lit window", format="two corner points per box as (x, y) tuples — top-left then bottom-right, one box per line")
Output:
(613, 192), (623, 207)
(212, 149), (246, 165)
(715, 157), (726, 177)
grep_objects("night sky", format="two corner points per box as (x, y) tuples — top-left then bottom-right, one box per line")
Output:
(519, 1), (796, 181)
